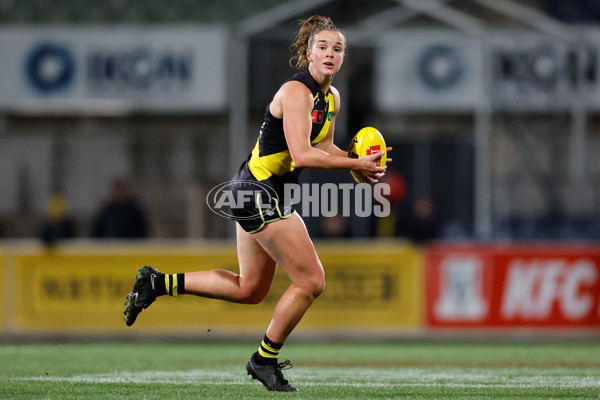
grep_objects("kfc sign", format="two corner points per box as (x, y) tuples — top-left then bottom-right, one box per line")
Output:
(426, 244), (600, 328)
(501, 258), (598, 321)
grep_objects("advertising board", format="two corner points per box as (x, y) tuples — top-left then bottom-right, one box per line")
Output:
(10, 242), (423, 334)
(0, 26), (227, 113)
(426, 243), (600, 327)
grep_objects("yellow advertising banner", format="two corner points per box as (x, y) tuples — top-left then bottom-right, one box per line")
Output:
(11, 241), (423, 334)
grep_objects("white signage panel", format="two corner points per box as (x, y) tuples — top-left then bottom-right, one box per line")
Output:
(0, 25), (228, 113)
(375, 29), (484, 112)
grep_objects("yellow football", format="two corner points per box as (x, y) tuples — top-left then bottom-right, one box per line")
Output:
(347, 127), (387, 183)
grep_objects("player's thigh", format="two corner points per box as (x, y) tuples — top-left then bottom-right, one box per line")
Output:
(253, 213), (325, 292)
(236, 222), (277, 289)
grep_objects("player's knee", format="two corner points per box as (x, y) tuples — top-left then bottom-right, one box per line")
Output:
(237, 286), (268, 305)
(243, 292), (267, 305)
(314, 276), (326, 298)
(305, 271), (326, 299)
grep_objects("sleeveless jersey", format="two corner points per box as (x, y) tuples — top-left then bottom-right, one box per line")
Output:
(247, 70), (335, 181)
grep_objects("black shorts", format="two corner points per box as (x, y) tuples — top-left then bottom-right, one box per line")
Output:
(230, 161), (296, 233)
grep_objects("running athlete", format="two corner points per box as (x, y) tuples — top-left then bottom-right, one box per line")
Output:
(124, 15), (389, 392)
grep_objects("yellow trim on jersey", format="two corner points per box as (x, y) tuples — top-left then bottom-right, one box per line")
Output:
(248, 92), (334, 181)
(311, 92), (334, 145)
(248, 143), (295, 181)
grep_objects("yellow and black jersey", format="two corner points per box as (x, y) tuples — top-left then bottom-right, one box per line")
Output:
(247, 70), (335, 181)
(230, 70), (335, 233)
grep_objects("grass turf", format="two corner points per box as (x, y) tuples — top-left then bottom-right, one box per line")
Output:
(1, 341), (599, 399)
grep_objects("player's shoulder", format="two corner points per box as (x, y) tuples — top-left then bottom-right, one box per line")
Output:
(328, 85), (341, 112)
(329, 85), (340, 99)
(286, 70), (313, 87)
(278, 80), (313, 103)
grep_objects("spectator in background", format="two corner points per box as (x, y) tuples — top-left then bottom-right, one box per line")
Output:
(375, 168), (406, 237)
(92, 176), (148, 239)
(407, 195), (441, 244)
(39, 194), (76, 246)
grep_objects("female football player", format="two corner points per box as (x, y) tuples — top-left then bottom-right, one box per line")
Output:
(124, 15), (388, 391)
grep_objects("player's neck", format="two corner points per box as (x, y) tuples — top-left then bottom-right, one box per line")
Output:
(307, 66), (334, 93)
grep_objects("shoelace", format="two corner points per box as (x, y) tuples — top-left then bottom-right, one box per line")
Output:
(273, 359), (293, 385)
(278, 359), (293, 370)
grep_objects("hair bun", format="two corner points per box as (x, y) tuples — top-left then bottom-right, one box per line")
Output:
(289, 15), (345, 70)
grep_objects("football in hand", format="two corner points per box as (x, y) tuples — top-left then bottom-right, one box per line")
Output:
(347, 127), (387, 183)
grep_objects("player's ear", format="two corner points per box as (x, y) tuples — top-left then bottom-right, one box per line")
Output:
(306, 48), (313, 63)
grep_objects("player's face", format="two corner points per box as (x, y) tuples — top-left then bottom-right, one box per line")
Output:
(307, 30), (345, 76)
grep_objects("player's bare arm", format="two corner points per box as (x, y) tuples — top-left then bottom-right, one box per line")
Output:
(277, 82), (384, 178)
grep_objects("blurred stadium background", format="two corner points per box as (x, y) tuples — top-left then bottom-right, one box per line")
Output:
(0, 0), (599, 339)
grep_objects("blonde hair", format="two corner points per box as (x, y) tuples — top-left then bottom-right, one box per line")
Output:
(289, 15), (346, 69)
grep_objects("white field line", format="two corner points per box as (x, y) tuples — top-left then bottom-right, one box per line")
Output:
(12, 367), (600, 389)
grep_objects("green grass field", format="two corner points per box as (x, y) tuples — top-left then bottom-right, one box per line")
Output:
(1, 341), (599, 399)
